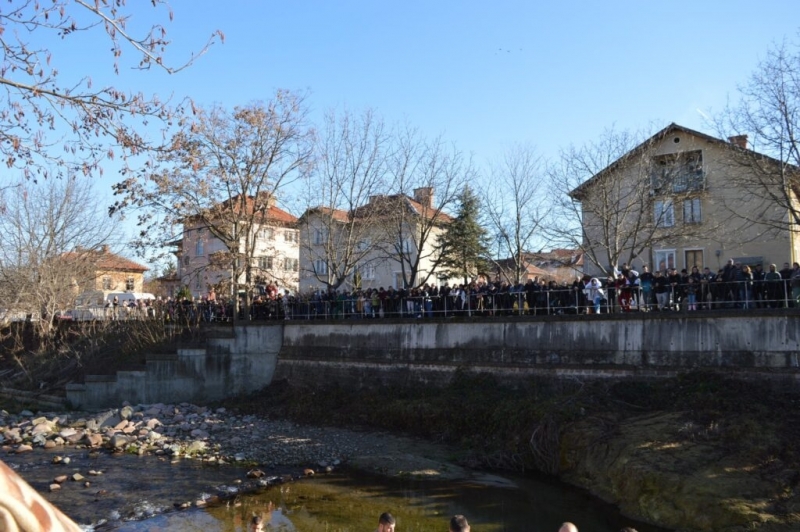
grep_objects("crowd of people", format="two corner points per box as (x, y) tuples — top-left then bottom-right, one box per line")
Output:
(100, 258), (800, 323)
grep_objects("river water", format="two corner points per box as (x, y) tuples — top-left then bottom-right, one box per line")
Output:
(3, 451), (668, 532)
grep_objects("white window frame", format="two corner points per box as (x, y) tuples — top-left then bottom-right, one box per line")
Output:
(258, 256), (272, 270)
(355, 262), (375, 280)
(284, 257), (299, 272)
(314, 229), (328, 245)
(654, 199), (675, 228)
(683, 198), (702, 224)
(195, 239), (204, 256)
(654, 249), (676, 273)
(314, 259), (328, 275)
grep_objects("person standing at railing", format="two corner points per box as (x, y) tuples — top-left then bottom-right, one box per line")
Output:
(721, 259), (739, 308)
(780, 262), (793, 307)
(584, 278), (605, 314)
(790, 263), (800, 306)
(653, 270), (669, 311)
(738, 265), (754, 309)
(753, 263), (767, 308)
(639, 266), (653, 312)
(766, 264), (783, 308)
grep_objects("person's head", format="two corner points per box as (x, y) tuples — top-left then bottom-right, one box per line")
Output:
(449, 515), (470, 532)
(794, 262), (800, 269)
(250, 515), (264, 532)
(378, 512), (396, 532)
(728, 258), (735, 266)
(558, 523), (579, 532)
(771, 264), (777, 272)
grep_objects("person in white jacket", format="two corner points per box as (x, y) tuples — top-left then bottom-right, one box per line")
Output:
(584, 278), (605, 314)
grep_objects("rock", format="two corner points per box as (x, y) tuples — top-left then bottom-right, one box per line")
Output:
(52, 456), (63, 464)
(120, 406), (134, 420)
(16, 444), (33, 453)
(84, 433), (103, 447)
(303, 468), (315, 476)
(234, 452), (246, 462)
(246, 469), (265, 478)
(54, 475), (68, 484)
(44, 440), (57, 449)
(31, 422), (53, 437)
(147, 431), (162, 442)
(19, 410), (34, 417)
(108, 434), (128, 448)
(146, 418), (161, 430)
(190, 429), (209, 439)
(71, 473), (84, 482)
(186, 441), (207, 455)
(88, 470), (102, 476)
(58, 428), (77, 438)
(66, 431), (84, 445)
(84, 481), (91, 488)
(49, 484), (61, 492)
(114, 420), (128, 430)
(62, 457), (71, 465)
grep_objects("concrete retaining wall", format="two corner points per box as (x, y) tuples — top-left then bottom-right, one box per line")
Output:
(275, 313), (800, 388)
(66, 325), (282, 410)
(66, 313), (800, 410)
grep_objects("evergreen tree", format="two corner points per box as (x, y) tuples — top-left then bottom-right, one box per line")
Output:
(437, 186), (492, 284)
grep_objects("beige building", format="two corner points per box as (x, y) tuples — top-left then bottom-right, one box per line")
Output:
(300, 188), (456, 292)
(175, 195), (300, 299)
(571, 123), (800, 276)
(62, 245), (148, 294)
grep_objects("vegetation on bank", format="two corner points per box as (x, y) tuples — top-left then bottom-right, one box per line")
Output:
(224, 371), (800, 531)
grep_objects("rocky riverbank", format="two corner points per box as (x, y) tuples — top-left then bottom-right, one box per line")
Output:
(1, 400), (514, 526)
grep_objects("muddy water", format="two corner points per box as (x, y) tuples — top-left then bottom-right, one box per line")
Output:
(4, 451), (668, 532)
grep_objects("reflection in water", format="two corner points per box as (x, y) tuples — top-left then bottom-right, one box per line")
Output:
(113, 470), (670, 532)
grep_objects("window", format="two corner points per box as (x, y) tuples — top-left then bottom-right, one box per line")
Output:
(654, 200), (675, 228)
(654, 250), (676, 273)
(284, 257), (299, 272)
(314, 229), (328, 245)
(397, 238), (412, 254)
(183, 256), (190, 266)
(650, 150), (704, 194)
(284, 231), (298, 243)
(685, 250), (704, 270)
(258, 227), (275, 240)
(195, 276), (201, 289)
(102, 276), (112, 290)
(258, 256), (273, 270)
(683, 198), (702, 224)
(195, 239), (204, 256)
(125, 277), (135, 291)
(356, 238), (371, 252)
(314, 259), (328, 274)
(355, 263), (375, 280)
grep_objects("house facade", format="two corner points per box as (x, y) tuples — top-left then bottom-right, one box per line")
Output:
(299, 188), (456, 292)
(572, 124), (800, 276)
(63, 245), (149, 294)
(175, 197), (300, 299)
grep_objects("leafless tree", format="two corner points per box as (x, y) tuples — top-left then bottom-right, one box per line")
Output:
(0, 177), (120, 339)
(712, 38), (800, 234)
(0, 0), (222, 181)
(299, 108), (390, 291)
(383, 127), (471, 288)
(484, 144), (548, 284)
(546, 126), (716, 276)
(112, 93), (314, 316)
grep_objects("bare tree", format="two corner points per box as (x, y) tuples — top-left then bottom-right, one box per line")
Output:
(383, 128), (471, 288)
(0, 0), (222, 181)
(484, 144), (548, 284)
(0, 178), (119, 339)
(712, 38), (800, 234)
(299, 108), (390, 291)
(113, 93), (314, 315)
(546, 126), (715, 276)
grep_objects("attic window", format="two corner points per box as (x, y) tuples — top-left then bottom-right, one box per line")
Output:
(673, 137), (680, 144)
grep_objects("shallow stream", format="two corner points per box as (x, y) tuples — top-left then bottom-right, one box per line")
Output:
(3, 451), (668, 532)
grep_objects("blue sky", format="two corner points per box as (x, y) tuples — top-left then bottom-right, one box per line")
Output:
(27, 1), (800, 265)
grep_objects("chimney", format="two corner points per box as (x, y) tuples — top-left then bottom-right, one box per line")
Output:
(413, 187), (434, 208)
(728, 135), (748, 149)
